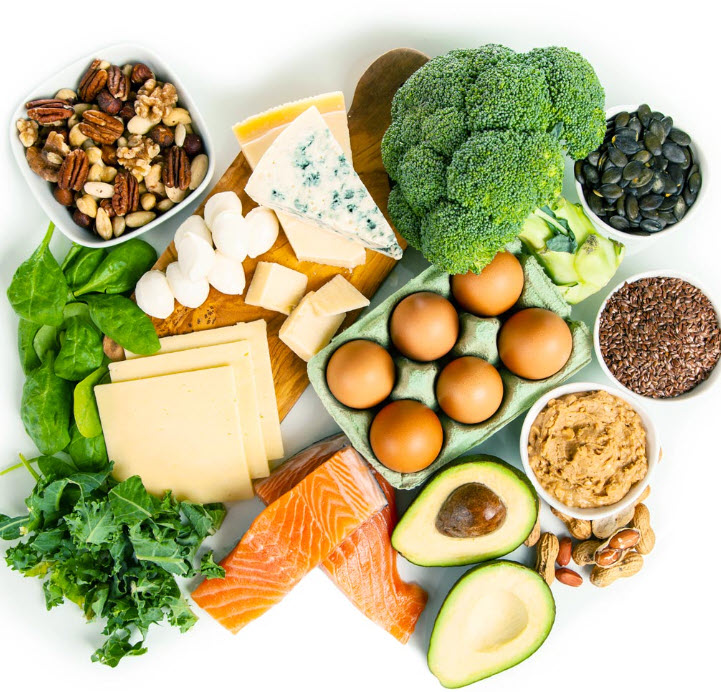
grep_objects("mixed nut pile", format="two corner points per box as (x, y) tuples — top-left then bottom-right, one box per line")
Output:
(575, 105), (701, 235)
(17, 58), (208, 240)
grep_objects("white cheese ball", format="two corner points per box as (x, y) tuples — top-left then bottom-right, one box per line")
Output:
(245, 206), (279, 257)
(208, 251), (246, 295)
(211, 211), (249, 261)
(174, 214), (212, 248)
(204, 191), (243, 230)
(166, 262), (210, 309)
(177, 232), (215, 281)
(135, 270), (175, 319)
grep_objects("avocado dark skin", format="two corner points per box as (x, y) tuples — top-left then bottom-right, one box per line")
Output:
(435, 483), (507, 538)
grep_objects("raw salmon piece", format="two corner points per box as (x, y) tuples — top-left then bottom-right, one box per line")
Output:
(256, 435), (427, 644)
(192, 447), (386, 634)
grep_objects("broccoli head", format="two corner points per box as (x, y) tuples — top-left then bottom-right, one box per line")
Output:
(382, 44), (605, 274)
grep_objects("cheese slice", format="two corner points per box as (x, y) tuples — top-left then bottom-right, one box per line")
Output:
(95, 366), (253, 503)
(246, 106), (402, 259)
(234, 93), (366, 269)
(279, 291), (345, 362)
(125, 320), (283, 460)
(109, 342), (269, 479)
(245, 262), (308, 315)
(311, 275), (370, 316)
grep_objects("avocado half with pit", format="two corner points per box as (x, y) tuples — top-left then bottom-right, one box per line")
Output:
(428, 561), (555, 688)
(392, 455), (538, 566)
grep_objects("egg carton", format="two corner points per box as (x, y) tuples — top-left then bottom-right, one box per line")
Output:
(307, 254), (592, 489)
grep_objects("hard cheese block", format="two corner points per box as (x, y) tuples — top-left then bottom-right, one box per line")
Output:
(279, 291), (345, 362)
(125, 320), (283, 461)
(312, 275), (370, 316)
(245, 262), (308, 315)
(95, 366), (253, 503)
(234, 93), (365, 269)
(109, 342), (269, 479)
(245, 106), (403, 260)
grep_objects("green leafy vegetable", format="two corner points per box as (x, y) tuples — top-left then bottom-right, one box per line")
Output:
(73, 365), (108, 438)
(32, 324), (59, 364)
(200, 551), (225, 579)
(17, 319), (41, 374)
(20, 356), (72, 455)
(66, 423), (108, 470)
(0, 459), (224, 666)
(7, 223), (69, 326)
(83, 294), (160, 355)
(73, 240), (157, 297)
(54, 316), (104, 381)
(62, 245), (108, 291)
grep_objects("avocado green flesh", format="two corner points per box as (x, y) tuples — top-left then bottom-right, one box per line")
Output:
(392, 456), (538, 567)
(428, 561), (555, 688)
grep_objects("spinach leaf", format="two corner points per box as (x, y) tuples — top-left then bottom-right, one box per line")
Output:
(66, 423), (108, 470)
(62, 246), (107, 291)
(73, 240), (157, 297)
(20, 355), (72, 455)
(55, 316), (104, 381)
(18, 319), (41, 374)
(37, 455), (78, 480)
(63, 302), (91, 321)
(109, 476), (156, 525)
(83, 294), (160, 355)
(73, 365), (108, 438)
(199, 551), (225, 579)
(7, 223), (69, 326)
(33, 324), (59, 364)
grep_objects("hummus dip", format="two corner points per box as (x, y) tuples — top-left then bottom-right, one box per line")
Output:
(528, 390), (647, 508)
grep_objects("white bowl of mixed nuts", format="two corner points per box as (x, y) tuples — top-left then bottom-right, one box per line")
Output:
(594, 270), (721, 402)
(9, 43), (214, 247)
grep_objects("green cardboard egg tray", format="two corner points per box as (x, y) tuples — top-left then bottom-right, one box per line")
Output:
(308, 254), (592, 489)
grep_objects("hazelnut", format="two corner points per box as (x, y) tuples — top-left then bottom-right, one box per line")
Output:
(101, 144), (118, 166)
(54, 186), (75, 206)
(72, 208), (92, 229)
(149, 124), (174, 147)
(131, 63), (154, 85)
(183, 133), (203, 157)
(118, 102), (136, 121)
(96, 89), (122, 115)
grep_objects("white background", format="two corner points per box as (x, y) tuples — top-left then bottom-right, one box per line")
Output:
(1, 1), (719, 690)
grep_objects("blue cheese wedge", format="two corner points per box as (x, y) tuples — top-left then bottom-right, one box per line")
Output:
(245, 107), (403, 260)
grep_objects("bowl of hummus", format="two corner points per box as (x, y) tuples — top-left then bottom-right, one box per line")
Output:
(520, 382), (660, 520)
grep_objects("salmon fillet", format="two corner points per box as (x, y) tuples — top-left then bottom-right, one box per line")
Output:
(255, 434), (427, 643)
(192, 446), (386, 633)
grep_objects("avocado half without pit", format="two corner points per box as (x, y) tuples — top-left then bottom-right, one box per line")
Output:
(391, 455), (538, 566)
(428, 561), (555, 688)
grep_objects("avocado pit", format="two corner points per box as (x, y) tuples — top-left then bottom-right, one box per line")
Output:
(435, 483), (507, 538)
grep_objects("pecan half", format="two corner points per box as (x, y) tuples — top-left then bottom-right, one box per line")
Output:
(58, 149), (89, 191)
(163, 146), (190, 191)
(112, 169), (139, 216)
(107, 65), (130, 100)
(79, 110), (124, 144)
(78, 59), (108, 102)
(25, 99), (74, 125)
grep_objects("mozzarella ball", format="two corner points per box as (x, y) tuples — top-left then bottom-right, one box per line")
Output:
(204, 191), (243, 229)
(174, 214), (212, 248)
(135, 270), (175, 319)
(245, 206), (279, 257)
(177, 232), (215, 281)
(166, 262), (210, 309)
(208, 252), (246, 295)
(212, 211), (249, 261)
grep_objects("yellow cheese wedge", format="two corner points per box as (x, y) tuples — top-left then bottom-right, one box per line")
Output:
(109, 342), (269, 479)
(279, 291), (345, 362)
(234, 93), (366, 269)
(245, 262), (308, 315)
(311, 275), (370, 316)
(125, 320), (283, 460)
(95, 366), (253, 503)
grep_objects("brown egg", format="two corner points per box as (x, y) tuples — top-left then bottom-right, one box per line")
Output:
(326, 340), (396, 409)
(389, 292), (459, 362)
(436, 357), (504, 424)
(370, 400), (444, 473)
(451, 251), (525, 316)
(498, 308), (573, 380)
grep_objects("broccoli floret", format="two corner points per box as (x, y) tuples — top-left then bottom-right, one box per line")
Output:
(526, 46), (606, 159)
(383, 44), (605, 274)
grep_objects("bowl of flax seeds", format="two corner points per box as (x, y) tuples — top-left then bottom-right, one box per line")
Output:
(595, 270), (721, 401)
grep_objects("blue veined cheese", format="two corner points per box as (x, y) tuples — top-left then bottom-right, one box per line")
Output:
(245, 107), (403, 260)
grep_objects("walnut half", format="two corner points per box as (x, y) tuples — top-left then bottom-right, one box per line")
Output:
(116, 135), (160, 181)
(134, 79), (177, 125)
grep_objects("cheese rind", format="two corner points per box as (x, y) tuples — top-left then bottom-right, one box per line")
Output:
(245, 107), (402, 260)
(109, 342), (269, 479)
(279, 291), (345, 362)
(311, 275), (370, 316)
(244, 262), (308, 315)
(125, 320), (283, 460)
(95, 366), (253, 503)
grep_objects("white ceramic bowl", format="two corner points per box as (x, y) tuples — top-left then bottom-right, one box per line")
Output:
(594, 270), (721, 402)
(9, 43), (215, 248)
(520, 381), (659, 521)
(575, 104), (705, 255)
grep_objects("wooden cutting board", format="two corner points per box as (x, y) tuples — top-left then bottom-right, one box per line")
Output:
(150, 48), (430, 420)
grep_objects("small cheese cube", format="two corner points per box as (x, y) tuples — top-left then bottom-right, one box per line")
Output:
(245, 262), (308, 315)
(279, 291), (345, 362)
(311, 274), (370, 316)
